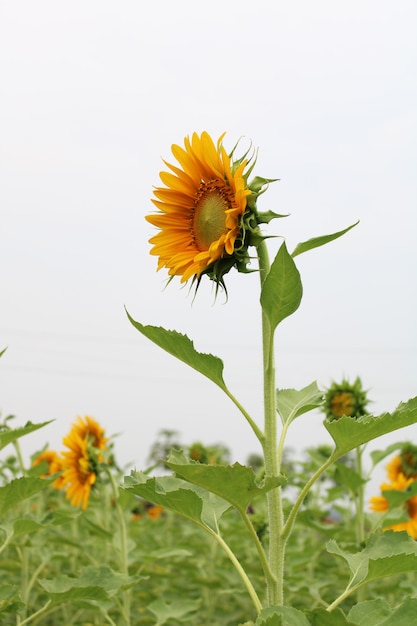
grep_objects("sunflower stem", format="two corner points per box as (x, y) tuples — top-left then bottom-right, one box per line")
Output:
(257, 239), (285, 606)
(106, 468), (131, 626)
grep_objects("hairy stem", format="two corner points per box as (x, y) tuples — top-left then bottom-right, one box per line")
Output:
(257, 239), (284, 605)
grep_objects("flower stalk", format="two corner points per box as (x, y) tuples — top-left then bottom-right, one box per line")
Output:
(257, 239), (284, 606)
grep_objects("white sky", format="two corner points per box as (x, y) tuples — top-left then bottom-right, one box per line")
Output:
(1, 1), (416, 481)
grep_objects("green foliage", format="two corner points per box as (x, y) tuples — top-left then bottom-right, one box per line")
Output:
(166, 449), (286, 512)
(125, 312), (227, 391)
(325, 396), (417, 458)
(260, 241), (303, 331)
(276, 381), (323, 426)
(291, 222), (359, 258)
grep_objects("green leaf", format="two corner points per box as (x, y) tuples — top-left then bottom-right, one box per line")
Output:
(324, 397), (417, 458)
(260, 241), (303, 332)
(382, 480), (417, 508)
(333, 463), (367, 494)
(347, 599), (392, 625)
(307, 607), (357, 625)
(147, 597), (201, 626)
(378, 598), (417, 625)
(126, 313), (227, 391)
(327, 530), (417, 589)
(0, 421), (53, 452)
(0, 585), (24, 614)
(39, 565), (144, 604)
(123, 472), (229, 531)
(370, 442), (407, 467)
(348, 598), (417, 626)
(255, 605), (311, 625)
(167, 449), (285, 512)
(291, 221), (359, 258)
(276, 381), (323, 425)
(0, 476), (52, 515)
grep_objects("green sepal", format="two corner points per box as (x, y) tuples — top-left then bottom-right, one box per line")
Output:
(249, 176), (279, 194)
(291, 221), (359, 258)
(167, 449), (285, 512)
(260, 241), (303, 332)
(257, 210), (289, 224)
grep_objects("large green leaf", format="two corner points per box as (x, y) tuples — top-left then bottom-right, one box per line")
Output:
(39, 565), (144, 605)
(0, 420), (53, 452)
(0, 585), (24, 615)
(291, 221), (359, 258)
(348, 598), (417, 626)
(123, 472), (230, 531)
(167, 449), (285, 512)
(276, 381), (323, 425)
(324, 397), (417, 458)
(147, 598), (201, 626)
(255, 605), (311, 625)
(327, 530), (417, 589)
(347, 599), (393, 626)
(126, 312), (227, 390)
(260, 241), (303, 332)
(0, 477), (52, 515)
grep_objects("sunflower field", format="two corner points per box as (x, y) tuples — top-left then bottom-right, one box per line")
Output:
(2, 132), (417, 625)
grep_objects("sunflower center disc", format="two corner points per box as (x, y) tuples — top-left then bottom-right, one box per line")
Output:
(193, 183), (231, 250)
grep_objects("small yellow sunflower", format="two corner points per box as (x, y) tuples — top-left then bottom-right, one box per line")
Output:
(71, 415), (108, 453)
(370, 473), (417, 539)
(59, 417), (108, 510)
(60, 431), (99, 510)
(32, 449), (65, 489)
(146, 131), (271, 289)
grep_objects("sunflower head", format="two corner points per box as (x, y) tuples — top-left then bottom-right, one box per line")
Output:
(146, 132), (280, 293)
(59, 416), (109, 509)
(323, 377), (369, 421)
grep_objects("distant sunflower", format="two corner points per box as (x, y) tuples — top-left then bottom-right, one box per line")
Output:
(147, 132), (268, 289)
(32, 449), (65, 489)
(370, 472), (417, 539)
(60, 431), (99, 510)
(59, 417), (108, 509)
(323, 377), (369, 421)
(71, 415), (108, 454)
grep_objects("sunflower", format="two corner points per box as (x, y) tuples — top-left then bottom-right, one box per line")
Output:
(370, 473), (417, 539)
(146, 132), (268, 289)
(59, 417), (108, 509)
(71, 415), (108, 453)
(60, 431), (99, 509)
(32, 449), (65, 489)
(323, 377), (369, 421)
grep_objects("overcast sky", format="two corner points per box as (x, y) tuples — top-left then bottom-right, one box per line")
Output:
(1, 1), (416, 482)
